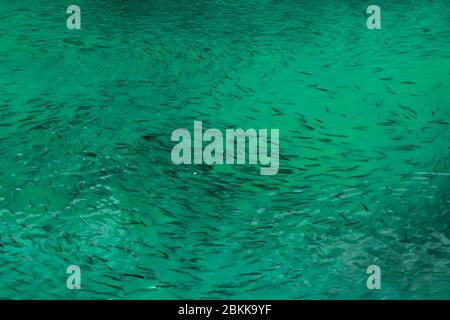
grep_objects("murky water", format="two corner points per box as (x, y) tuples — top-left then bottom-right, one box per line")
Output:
(0, 0), (449, 299)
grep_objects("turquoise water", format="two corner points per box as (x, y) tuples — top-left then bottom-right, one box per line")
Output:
(0, 0), (449, 299)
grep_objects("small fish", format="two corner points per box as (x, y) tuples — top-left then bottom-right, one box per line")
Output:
(360, 202), (369, 212)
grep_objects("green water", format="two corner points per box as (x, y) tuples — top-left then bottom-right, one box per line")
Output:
(0, 0), (449, 299)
